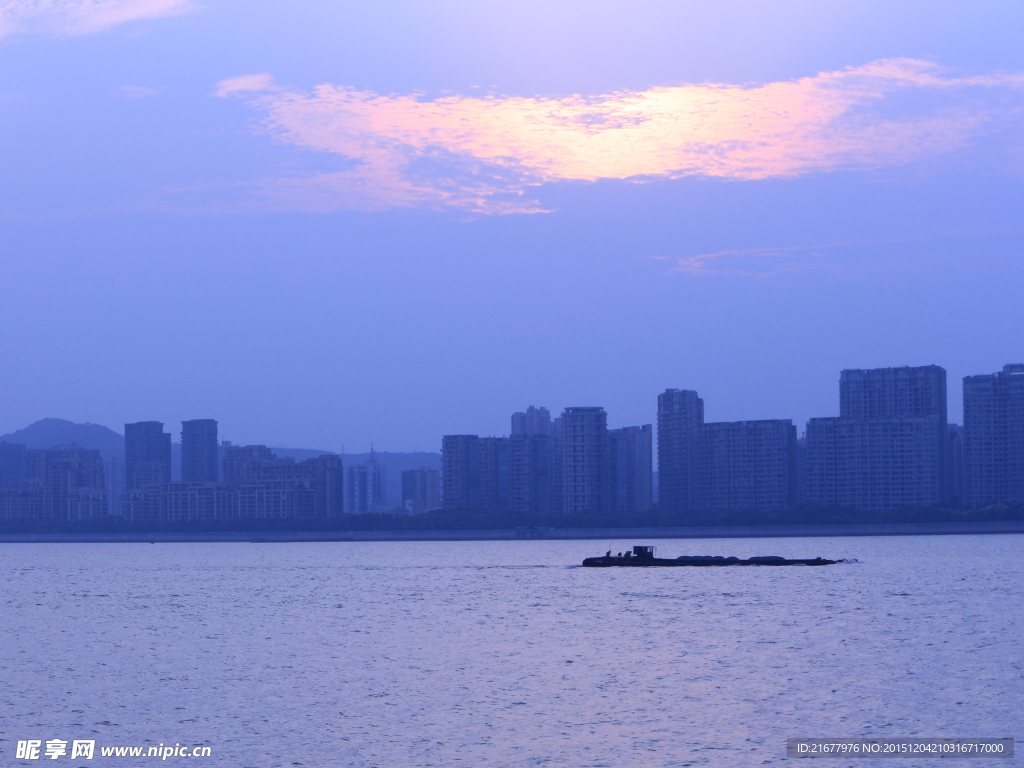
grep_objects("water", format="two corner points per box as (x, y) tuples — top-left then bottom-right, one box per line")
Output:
(1, 535), (1020, 767)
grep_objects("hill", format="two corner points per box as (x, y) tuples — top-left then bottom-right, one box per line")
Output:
(0, 418), (124, 462)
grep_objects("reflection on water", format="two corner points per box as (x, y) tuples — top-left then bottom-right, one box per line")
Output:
(1, 536), (1020, 767)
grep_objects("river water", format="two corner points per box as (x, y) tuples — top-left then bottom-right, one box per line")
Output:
(1, 535), (1020, 767)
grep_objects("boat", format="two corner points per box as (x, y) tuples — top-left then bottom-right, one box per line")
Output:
(581, 545), (844, 567)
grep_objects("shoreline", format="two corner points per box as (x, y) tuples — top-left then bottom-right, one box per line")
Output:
(0, 519), (1021, 543)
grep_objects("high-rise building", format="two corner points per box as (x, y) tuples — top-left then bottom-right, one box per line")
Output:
(806, 418), (947, 510)
(345, 454), (385, 514)
(122, 452), (343, 522)
(0, 488), (44, 520)
(946, 424), (964, 508)
(440, 435), (511, 513)
(0, 442), (33, 520)
(0, 442), (26, 490)
(559, 407), (610, 515)
(698, 420), (797, 510)
(402, 468), (441, 514)
(963, 363), (1024, 506)
(124, 421), (172, 490)
(235, 452), (343, 519)
(511, 406), (552, 436)
(163, 482), (237, 522)
(508, 433), (553, 515)
(657, 389), (704, 513)
(182, 419), (218, 482)
(479, 437), (510, 512)
(1, 443), (107, 520)
(796, 436), (809, 505)
(442, 435), (481, 511)
(805, 366), (949, 511)
(222, 443), (277, 485)
(839, 366), (947, 421)
(803, 418), (840, 507)
(608, 425), (653, 515)
(104, 456), (124, 515)
(509, 406), (556, 514)
(549, 415), (565, 514)
(442, 408), (636, 517)
(310, 455), (345, 518)
(23, 447), (107, 520)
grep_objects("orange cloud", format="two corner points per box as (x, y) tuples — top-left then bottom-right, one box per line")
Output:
(221, 59), (1024, 214)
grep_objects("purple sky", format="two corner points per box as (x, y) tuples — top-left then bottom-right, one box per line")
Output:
(1, 1), (1022, 450)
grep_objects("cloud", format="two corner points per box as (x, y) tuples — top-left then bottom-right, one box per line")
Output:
(664, 243), (850, 279)
(213, 73), (278, 98)
(221, 59), (1024, 214)
(0, 0), (192, 39)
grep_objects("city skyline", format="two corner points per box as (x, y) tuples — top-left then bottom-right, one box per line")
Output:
(7, 360), (1019, 521)
(2, 360), (1020, 454)
(3, 4), (1020, 764)
(11, 359), (1019, 523)
(2, 3), (1023, 453)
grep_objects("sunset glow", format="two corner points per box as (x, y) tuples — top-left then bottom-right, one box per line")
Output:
(222, 59), (1024, 213)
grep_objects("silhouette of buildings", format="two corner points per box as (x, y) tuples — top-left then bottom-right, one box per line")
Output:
(946, 424), (964, 508)
(0, 442), (27, 489)
(401, 468), (441, 514)
(182, 419), (218, 482)
(609, 425), (653, 515)
(8, 362), (1024, 525)
(511, 406), (552, 437)
(221, 442), (276, 483)
(699, 420), (797, 510)
(508, 405), (556, 514)
(549, 413), (565, 515)
(104, 455), (124, 515)
(125, 421), (172, 490)
(657, 389), (796, 513)
(657, 389), (704, 514)
(237, 453), (344, 519)
(479, 437), (511, 513)
(29, 447), (107, 519)
(441, 435), (481, 511)
(804, 366), (949, 510)
(345, 453), (385, 514)
(559, 407), (611, 515)
(0, 446), (107, 521)
(121, 482), (236, 522)
(963, 363), (1024, 506)
(121, 445), (343, 522)
(222, 443), (278, 485)
(508, 433), (554, 515)
(442, 406), (650, 515)
(0, 487), (44, 520)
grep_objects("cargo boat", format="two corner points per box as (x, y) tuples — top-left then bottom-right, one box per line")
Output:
(582, 545), (843, 567)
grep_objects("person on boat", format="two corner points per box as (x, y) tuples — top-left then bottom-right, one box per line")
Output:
(606, 551), (612, 557)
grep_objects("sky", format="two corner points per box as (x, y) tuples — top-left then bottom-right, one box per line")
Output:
(1, 0), (1023, 451)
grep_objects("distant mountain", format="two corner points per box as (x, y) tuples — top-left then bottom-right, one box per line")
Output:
(0, 418), (124, 462)
(269, 447), (339, 461)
